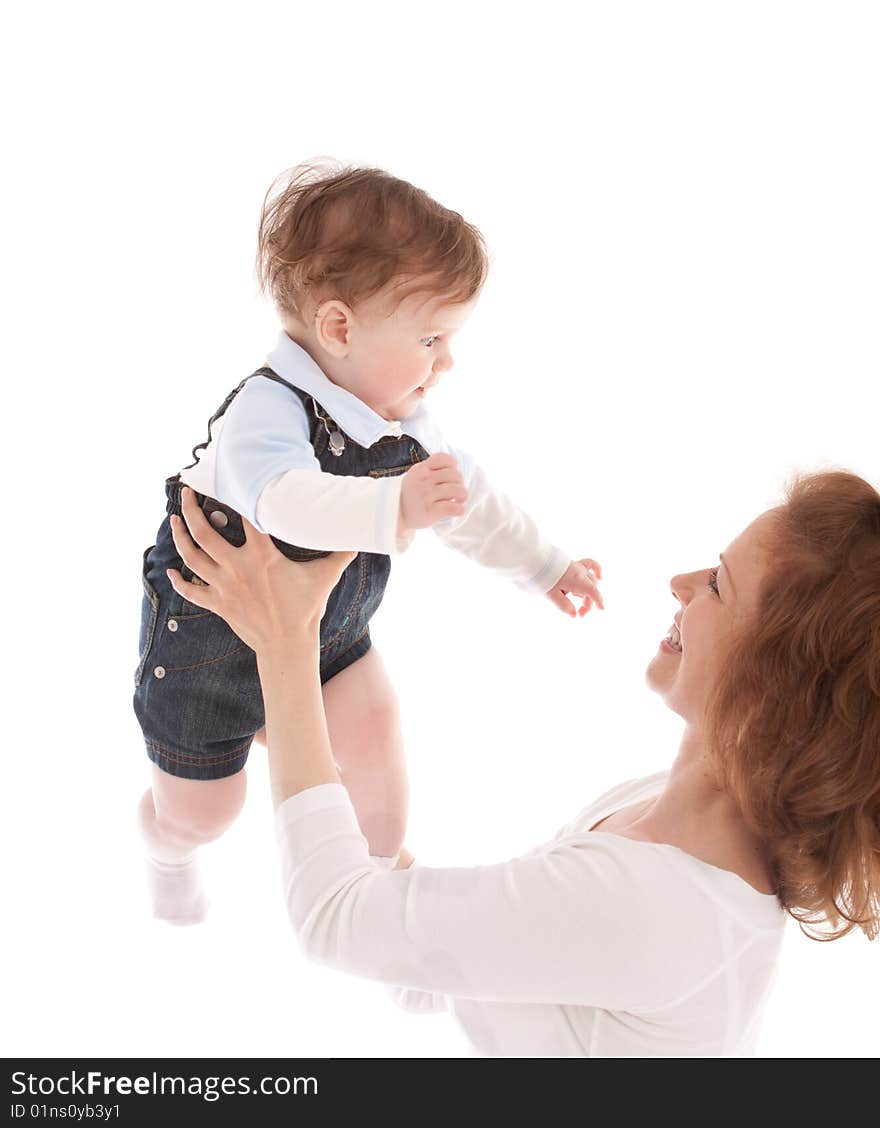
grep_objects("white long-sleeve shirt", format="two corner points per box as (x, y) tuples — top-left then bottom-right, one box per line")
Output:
(274, 770), (787, 1057)
(178, 331), (571, 595)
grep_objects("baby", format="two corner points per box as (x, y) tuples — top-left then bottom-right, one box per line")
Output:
(133, 161), (604, 924)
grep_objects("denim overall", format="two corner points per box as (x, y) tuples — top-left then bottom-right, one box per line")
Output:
(133, 366), (430, 781)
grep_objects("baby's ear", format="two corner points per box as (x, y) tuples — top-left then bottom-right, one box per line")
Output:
(314, 300), (352, 356)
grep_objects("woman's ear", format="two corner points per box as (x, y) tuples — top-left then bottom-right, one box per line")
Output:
(314, 300), (353, 358)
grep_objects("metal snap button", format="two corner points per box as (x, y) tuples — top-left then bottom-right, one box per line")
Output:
(167, 619), (178, 632)
(153, 666), (166, 679)
(209, 509), (228, 528)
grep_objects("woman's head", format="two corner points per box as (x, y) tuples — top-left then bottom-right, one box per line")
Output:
(650, 470), (880, 940)
(645, 508), (778, 722)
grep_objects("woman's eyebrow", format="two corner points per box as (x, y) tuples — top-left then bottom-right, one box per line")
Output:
(719, 552), (736, 597)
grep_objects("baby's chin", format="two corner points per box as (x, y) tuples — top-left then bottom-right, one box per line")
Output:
(388, 395), (425, 421)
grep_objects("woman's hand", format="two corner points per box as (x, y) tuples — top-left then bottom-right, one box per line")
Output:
(166, 486), (357, 654)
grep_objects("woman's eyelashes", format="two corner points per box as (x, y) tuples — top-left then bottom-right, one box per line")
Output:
(708, 567), (720, 596)
(420, 335), (441, 349)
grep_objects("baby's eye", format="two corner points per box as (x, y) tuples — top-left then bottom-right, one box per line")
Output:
(421, 335), (440, 349)
(708, 568), (720, 596)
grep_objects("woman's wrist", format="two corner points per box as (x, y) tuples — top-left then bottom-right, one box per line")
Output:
(254, 619), (321, 668)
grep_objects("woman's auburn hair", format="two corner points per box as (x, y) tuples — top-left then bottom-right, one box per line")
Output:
(705, 470), (880, 941)
(255, 159), (489, 318)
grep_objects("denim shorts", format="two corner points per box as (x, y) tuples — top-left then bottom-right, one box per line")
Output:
(132, 481), (392, 780)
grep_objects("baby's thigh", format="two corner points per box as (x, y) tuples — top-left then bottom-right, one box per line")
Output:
(321, 647), (404, 774)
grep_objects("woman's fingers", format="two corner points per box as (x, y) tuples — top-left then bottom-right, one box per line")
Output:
(240, 512), (274, 547)
(319, 550), (359, 588)
(170, 513), (220, 584)
(166, 567), (217, 612)
(178, 487), (239, 566)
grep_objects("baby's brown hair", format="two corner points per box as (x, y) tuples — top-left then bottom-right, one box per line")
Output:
(705, 470), (880, 941)
(256, 159), (489, 321)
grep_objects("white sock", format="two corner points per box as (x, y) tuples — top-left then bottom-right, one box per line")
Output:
(144, 853), (210, 926)
(371, 853), (401, 870)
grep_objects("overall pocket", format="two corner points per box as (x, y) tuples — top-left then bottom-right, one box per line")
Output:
(154, 604), (247, 673)
(367, 464), (414, 479)
(134, 546), (160, 688)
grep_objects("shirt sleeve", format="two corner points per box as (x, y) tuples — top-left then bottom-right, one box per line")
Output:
(273, 783), (681, 1011)
(256, 470), (415, 555)
(430, 443), (571, 595)
(215, 376), (414, 555)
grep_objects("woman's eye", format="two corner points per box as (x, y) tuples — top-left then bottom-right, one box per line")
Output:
(708, 568), (720, 596)
(421, 335), (440, 349)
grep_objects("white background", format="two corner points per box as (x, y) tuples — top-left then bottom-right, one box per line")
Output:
(3, 1), (878, 1058)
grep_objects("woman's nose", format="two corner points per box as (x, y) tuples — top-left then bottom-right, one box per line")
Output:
(670, 572), (693, 604)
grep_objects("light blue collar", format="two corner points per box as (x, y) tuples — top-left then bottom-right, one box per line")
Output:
(266, 331), (434, 449)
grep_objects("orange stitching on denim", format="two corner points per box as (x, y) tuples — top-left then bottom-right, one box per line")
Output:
(322, 629), (369, 673)
(368, 465), (411, 478)
(135, 599), (160, 687)
(163, 644), (248, 673)
(319, 553), (368, 652)
(146, 737), (252, 766)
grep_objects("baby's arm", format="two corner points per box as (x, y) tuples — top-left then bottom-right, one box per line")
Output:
(257, 468), (412, 554)
(423, 456), (604, 613)
(196, 377), (413, 555)
(422, 447), (572, 595)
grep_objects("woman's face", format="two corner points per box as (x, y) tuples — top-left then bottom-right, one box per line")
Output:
(645, 510), (777, 724)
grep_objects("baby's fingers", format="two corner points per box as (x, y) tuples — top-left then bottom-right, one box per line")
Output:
(547, 587), (577, 618)
(433, 498), (467, 519)
(585, 580), (605, 610)
(432, 483), (468, 504)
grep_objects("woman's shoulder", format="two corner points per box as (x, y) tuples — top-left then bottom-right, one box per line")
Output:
(552, 771), (784, 925)
(553, 770), (670, 839)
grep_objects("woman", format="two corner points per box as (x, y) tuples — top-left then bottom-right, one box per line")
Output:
(165, 472), (880, 1056)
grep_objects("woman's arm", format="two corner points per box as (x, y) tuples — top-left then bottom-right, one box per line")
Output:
(168, 488), (348, 808)
(254, 624), (340, 809)
(167, 488), (673, 1011)
(273, 783), (671, 1010)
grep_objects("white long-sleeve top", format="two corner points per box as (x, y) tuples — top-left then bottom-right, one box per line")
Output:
(274, 770), (787, 1057)
(178, 332), (571, 596)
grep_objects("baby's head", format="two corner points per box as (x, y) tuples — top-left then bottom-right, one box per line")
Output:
(256, 160), (489, 420)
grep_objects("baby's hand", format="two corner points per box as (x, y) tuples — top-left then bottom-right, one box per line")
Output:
(546, 558), (604, 619)
(398, 453), (468, 533)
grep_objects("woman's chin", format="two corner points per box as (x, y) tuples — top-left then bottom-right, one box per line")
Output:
(645, 652), (678, 698)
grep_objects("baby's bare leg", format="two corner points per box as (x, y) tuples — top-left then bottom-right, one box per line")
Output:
(137, 764), (247, 924)
(320, 646), (408, 860)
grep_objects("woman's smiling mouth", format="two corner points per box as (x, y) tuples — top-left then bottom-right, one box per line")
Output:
(661, 622), (683, 654)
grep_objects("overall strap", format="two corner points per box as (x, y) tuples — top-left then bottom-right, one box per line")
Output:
(182, 365), (312, 471)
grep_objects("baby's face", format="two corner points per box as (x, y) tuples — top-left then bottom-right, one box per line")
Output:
(343, 290), (478, 421)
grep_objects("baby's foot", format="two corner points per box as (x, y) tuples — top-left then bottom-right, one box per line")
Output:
(144, 853), (210, 926)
